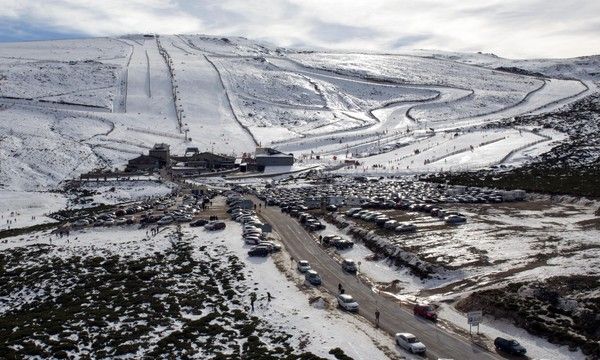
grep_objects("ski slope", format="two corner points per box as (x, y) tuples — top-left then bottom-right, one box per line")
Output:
(0, 34), (596, 191)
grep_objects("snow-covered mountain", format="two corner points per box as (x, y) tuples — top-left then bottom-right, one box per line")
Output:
(0, 34), (598, 192)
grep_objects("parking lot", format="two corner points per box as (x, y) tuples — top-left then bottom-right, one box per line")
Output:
(251, 176), (599, 298)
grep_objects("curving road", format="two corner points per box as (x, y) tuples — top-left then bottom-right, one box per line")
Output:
(252, 196), (501, 360)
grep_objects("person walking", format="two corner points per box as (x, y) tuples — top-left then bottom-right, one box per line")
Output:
(267, 292), (272, 302)
(375, 309), (380, 328)
(250, 292), (257, 312)
(338, 283), (342, 293)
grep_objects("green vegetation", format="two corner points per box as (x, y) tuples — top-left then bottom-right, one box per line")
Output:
(0, 234), (325, 358)
(456, 275), (600, 358)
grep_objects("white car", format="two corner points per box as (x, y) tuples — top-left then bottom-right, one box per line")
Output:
(395, 333), (426, 354)
(384, 220), (398, 229)
(337, 294), (359, 312)
(297, 260), (311, 273)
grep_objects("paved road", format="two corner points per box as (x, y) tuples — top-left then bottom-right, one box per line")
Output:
(251, 196), (501, 360)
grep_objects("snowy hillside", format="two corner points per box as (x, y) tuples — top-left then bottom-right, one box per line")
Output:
(1, 33), (599, 360)
(0, 34), (598, 193)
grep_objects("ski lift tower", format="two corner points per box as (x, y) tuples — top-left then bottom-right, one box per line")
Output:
(182, 124), (190, 142)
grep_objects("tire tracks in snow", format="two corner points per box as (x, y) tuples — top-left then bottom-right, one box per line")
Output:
(169, 36), (259, 146)
(112, 38), (134, 113)
(144, 49), (152, 98)
(203, 55), (259, 146)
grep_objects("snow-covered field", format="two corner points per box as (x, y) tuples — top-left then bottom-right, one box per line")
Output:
(206, 223), (398, 359)
(0, 34), (595, 192)
(0, 218), (398, 359)
(78, 180), (173, 205)
(0, 33), (598, 360)
(0, 191), (67, 230)
(313, 198), (598, 360)
(318, 197), (600, 298)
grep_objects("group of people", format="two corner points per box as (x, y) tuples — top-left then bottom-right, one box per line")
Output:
(249, 291), (273, 311)
(147, 226), (161, 237)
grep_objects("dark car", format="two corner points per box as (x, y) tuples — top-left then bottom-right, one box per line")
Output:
(190, 219), (209, 227)
(341, 259), (358, 274)
(205, 221), (226, 231)
(494, 337), (526, 356)
(334, 239), (354, 250)
(305, 270), (322, 285)
(325, 205), (338, 212)
(248, 246), (270, 257)
(413, 304), (437, 321)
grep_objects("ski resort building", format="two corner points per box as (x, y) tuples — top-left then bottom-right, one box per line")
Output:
(126, 143), (171, 172)
(255, 147), (294, 171)
(171, 152), (236, 170)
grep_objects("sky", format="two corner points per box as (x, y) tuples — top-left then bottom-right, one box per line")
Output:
(0, 0), (598, 59)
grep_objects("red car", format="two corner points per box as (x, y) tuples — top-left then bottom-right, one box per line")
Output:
(413, 304), (437, 321)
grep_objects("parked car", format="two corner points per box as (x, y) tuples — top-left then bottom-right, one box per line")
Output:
(395, 333), (426, 354)
(157, 216), (173, 225)
(395, 223), (417, 233)
(73, 219), (89, 227)
(297, 260), (311, 273)
(413, 304), (437, 321)
(190, 219), (209, 227)
(341, 259), (358, 274)
(244, 237), (261, 245)
(345, 208), (362, 216)
(494, 337), (526, 356)
(174, 214), (193, 223)
(248, 246), (270, 257)
(337, 294), (359, 312)
(305, 270), (322, 285)
(325, 204), (338, 212)
(205, 221), (226, 231)
(334, 239), (354, 250)
(375, 216), (390, 226)
(257, 241), (282, 252)
(384, 220), (398, 229)
(445, 214), (467, 224)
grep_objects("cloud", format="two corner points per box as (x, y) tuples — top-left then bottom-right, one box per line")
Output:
(309, 21), (381, 43)
(390, 34), (433, 49)
(0, 0), (203, 36)
(0, 0), (598, 58)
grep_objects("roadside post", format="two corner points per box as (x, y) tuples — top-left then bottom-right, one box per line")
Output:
(467, 310), (483, 336)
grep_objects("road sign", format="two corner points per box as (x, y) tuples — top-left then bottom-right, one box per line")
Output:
(467, 310), (483, 326)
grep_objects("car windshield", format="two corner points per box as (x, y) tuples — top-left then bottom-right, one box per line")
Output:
(510, 340), (520, 346)
(407, 337), (418, 343)
(342, 297), (355, 303)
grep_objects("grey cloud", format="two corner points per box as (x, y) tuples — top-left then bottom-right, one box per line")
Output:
(390, 34), (432, 49)
(309, 21), (380, 43)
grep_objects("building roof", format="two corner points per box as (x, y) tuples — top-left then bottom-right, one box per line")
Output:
(172, 152), (234, 162)
(153, 143), (170, 150)
(128, 155), (160, 165)
(255, 147), (290, 156)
